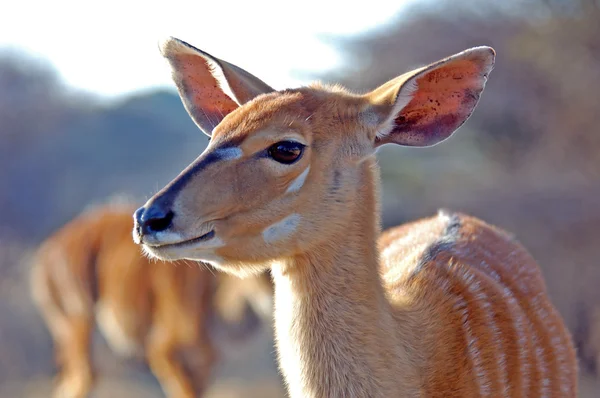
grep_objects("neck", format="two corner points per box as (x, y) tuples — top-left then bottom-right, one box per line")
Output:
(271, 161), (418, 398)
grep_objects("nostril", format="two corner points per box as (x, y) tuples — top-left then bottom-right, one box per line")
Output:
(139, 206), (174, 235)
(146, 210), (174, 233)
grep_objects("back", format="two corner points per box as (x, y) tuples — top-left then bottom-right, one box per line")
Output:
(379, 210), (577, 397)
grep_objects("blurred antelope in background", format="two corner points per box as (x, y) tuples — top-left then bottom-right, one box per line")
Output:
(133, 37), (578, 397)
(30, 202), (273, 398)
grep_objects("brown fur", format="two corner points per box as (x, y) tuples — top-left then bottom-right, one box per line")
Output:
(135, 38), (578, 397)
(380, 211), (578, 397)
(30, 203), (273, 398)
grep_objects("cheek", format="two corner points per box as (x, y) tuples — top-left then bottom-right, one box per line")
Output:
(217, 215), (302, 261)
(231, 164), (275, 207)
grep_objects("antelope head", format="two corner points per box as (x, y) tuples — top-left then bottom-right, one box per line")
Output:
(133, 37), (494, 277)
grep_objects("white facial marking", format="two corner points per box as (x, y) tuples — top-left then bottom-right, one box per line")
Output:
(173, 235), (225, 258)
(286, 166), (310, 194)
(263, 213), (301, 243)
(155, 231), (184, 245)
(141, 231), (223, 264)
(215, 146), (242, 160)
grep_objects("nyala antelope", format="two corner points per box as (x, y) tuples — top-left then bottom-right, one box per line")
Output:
(30, 202), (273, 398)
(133, 37), (578, 397)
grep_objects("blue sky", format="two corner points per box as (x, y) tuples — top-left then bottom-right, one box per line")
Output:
(0, 0), (417, 98)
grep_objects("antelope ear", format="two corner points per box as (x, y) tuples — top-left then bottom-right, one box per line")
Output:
(160, 37), (275, 136)
(362, 46), (495, 147)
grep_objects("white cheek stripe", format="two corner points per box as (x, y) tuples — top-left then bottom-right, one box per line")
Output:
(263, 213), (301, 243)
(286, 166), (310, 194)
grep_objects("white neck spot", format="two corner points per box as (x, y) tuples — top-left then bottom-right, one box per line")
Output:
(263, 214), (301, 243)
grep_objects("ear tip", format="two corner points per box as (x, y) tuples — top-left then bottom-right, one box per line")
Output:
(158, 36), (199, 58)
(473, 46), (496, 61)
(469, 46), (496, 63)
(459, 46), (496, 76)
(158, 36), (180, 56)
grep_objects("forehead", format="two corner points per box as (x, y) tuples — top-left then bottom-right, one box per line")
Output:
(211, 90), (316, 146)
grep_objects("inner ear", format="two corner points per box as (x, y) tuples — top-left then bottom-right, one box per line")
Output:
(160, 37), (275, 136)
(364, 46), (495, 148)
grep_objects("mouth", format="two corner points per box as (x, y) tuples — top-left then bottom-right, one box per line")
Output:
(144, 229), (216, 249)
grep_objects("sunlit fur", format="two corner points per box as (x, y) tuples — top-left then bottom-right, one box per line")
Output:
(142, 84), (379, 278)
(139, 38), (578, 397)
(30, 203), (273, 398)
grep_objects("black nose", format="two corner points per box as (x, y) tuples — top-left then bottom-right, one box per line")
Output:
(135, 205), (174, 235)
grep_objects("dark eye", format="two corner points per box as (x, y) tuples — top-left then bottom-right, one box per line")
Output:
(267, 141), (304, 164)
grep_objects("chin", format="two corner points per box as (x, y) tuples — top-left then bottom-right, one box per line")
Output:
(142, 242), (272, 278)
(141, 244), (181, 262)
(210, 259), (271, 279)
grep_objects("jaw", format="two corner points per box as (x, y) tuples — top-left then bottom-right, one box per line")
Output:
(138, 192), (315, 276)
(141, 238), (272, 278)
(141, 242), (220, 265)
(140, 230), (225, 263)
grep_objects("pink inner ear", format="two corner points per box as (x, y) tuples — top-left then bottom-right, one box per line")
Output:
(391, 58), (488, 147)
(175, 53), (239, 127)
